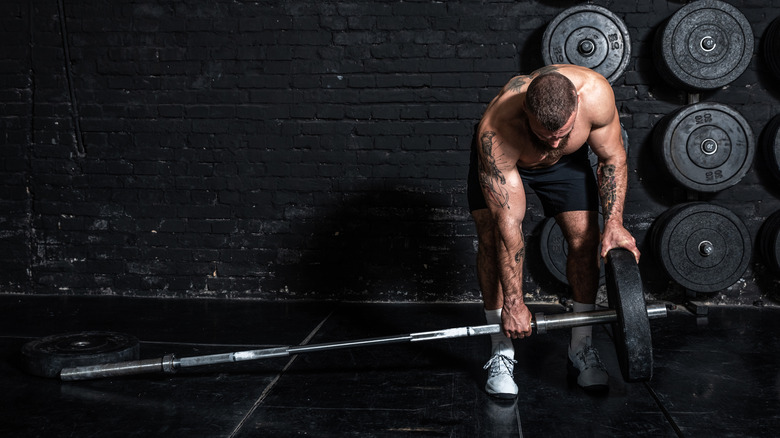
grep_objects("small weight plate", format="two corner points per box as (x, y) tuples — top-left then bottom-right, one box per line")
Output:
(654, 0), (753, 91)
(760, 114), (780, 182)
(539, 217), (605, 286)
(654, 102), (754, 193)
(605, 248), (652, 382)
(542, 4), (631, 84)
(652, 202), (752, 293)
(22, 331), (140, 378)
(758, 210), (780, 274)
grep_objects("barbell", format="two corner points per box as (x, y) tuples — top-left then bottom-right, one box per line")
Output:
(23, 250), (666, 383)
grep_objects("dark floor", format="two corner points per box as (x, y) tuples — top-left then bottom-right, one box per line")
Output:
(0, 295), (778, 437)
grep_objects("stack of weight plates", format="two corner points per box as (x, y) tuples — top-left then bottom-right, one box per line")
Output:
(763, 16), (780, 81)
(760, 114), (780, 182)
(759, 210), (780, 275)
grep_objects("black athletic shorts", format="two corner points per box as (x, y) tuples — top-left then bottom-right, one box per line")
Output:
(467, 125), (599, 217)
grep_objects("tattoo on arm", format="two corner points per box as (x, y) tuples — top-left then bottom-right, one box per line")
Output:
(506, 77), (526, 93)
(599, 164), (617, 221)
(531, 65), (560, 77)
(478, 131), (511, 209)
(514, 234), (525, 264)
(506, 65), (561, 93)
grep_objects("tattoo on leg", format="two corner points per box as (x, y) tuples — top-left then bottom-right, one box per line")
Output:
(598, 164), (617, 220)
(478, 131), (510, 209)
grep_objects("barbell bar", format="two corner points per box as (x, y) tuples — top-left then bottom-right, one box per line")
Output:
(59, 303), (666, 381)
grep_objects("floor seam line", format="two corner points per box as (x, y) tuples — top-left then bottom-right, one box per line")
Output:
(644, 382), (685, 438)
(227, 307), (337, 438)
(600, 324), (684, 437)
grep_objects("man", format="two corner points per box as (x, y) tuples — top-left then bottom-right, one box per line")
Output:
(467, 64), (641, 399)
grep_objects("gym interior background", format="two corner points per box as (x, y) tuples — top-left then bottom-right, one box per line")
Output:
(2, 0), (780, 306)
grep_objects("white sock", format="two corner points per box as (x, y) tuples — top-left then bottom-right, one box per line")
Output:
(485, 308), (515, 357)
(570, 301), (595, 349)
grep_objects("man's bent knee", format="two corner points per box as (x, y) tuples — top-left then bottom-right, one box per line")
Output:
(567, 232), (599, 255)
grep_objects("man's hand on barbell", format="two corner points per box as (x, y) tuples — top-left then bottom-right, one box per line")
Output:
(501, 297), (533, 339)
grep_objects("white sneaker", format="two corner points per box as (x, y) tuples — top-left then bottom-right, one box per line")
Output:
(483, 343), (518, 399)
(567, 337), (609, 393)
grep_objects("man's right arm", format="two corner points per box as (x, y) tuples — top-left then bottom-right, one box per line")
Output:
(476, 129), (533, 338)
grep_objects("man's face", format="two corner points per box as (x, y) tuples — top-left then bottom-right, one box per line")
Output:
(527, 110), (577, 152)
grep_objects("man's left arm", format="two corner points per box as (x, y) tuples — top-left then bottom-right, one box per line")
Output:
(586, 86), (641, 262)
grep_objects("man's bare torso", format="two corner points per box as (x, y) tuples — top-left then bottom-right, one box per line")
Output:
(478, 65), (604, 170)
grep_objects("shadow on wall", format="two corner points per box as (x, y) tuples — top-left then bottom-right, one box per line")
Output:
(273, 184), (480, 303)
(277, 185), (583, 305)
(518, 25), (547, 73)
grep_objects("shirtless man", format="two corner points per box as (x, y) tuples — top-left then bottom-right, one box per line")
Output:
(466, 65), (641, 398)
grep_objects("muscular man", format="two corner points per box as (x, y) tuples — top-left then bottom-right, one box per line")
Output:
(466, 65), (641, 398)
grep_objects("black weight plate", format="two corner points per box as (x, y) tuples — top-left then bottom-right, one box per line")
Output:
(654, 102), (754, 193)
(763, 16), (780, 80)
(542, 4), (631, 84)
(539, 217), (605, 286)
(540, 217), (569, 284)
(653, 202), (752, 292)
(22, 331), (140, 378)
(758, 210), (780, 274)
(655, 0), (753, 91)
(766, 214), (780, 274)
(650, 203), (689, 257)
(760, 114), (780, 182)
(605, 248), (652, 382)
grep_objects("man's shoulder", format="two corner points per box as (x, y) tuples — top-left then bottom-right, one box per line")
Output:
(502, 75), (532, 94)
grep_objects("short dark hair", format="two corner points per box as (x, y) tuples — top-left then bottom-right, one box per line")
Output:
(525, 73), (578, 131)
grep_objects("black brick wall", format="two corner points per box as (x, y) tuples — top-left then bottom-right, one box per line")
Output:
(1, 0), (32, 292)
(2, 0), (780, 304)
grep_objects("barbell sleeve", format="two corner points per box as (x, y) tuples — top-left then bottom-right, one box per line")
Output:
(533, 303), (667, 334)
(60, 354), (178, 381)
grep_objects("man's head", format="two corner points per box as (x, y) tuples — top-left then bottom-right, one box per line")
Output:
(525, 72), (578, 131)
(525, 72), (578, 151)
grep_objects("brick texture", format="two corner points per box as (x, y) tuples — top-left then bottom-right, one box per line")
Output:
(2, 0), (780, 304)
